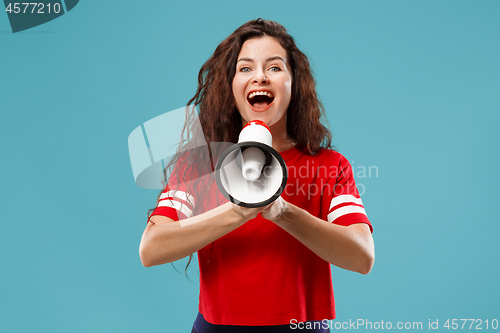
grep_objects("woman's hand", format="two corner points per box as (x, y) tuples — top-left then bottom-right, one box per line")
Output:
(261, 196), (287, 221)
(231, 196), (288, 222)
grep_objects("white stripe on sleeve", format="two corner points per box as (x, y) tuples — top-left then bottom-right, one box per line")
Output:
(327, 205), (367, 223)
(329, 194), (363, 211)
(159, 190), (195, 208)
(157, 199), (194, 218)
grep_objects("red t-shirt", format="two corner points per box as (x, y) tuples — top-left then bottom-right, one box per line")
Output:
(150, 147), (372, 325)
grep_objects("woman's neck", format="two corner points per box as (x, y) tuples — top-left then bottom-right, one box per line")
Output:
(269, 114), (295, 153)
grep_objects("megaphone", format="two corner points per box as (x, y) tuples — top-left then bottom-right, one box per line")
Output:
(215, 120), (288, 208)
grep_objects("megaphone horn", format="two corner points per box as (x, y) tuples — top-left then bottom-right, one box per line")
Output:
(215, 120), (288, 208)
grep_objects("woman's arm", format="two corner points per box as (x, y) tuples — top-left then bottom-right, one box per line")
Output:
(139, 202), (263, 267)
(263, 198), (375, 274)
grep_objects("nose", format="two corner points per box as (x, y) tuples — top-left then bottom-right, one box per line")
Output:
(252, 71), (269, 84)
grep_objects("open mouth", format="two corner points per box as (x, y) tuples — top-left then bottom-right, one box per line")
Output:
(247, 91), (274, 111)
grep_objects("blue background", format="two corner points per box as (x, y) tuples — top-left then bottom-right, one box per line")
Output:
(1, 1), (499, 332)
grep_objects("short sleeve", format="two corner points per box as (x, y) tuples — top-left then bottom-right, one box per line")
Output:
(326, 155), (373, 233)
(149, 185), (195, 221)
(149, 156), (197, 221)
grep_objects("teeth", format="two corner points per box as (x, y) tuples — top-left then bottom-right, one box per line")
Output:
(248, 91), (274, 99)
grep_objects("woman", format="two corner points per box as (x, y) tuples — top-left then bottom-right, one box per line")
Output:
(140, 19), (374, 332)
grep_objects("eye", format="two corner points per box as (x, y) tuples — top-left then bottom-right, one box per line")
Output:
(269, 66), (281, 72)
(239, 67), (251, 72)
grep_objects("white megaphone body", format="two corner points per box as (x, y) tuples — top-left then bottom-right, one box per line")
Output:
(215, 120), (288, 207)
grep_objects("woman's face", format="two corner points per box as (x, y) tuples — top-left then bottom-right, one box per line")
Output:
(232, 36), (292, 127)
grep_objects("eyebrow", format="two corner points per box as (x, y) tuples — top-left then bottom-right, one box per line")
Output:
(237, 56), (285, 63)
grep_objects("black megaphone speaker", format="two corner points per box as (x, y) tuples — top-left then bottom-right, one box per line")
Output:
(215, 120), (288, 208)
